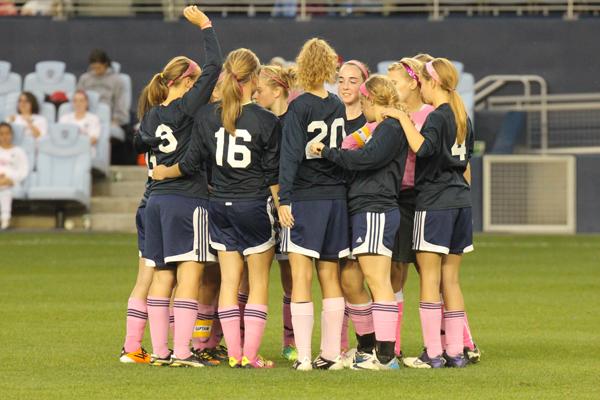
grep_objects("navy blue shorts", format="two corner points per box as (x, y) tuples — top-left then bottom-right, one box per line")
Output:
(136, 205), (146, 259)
(351, 209), (400, 257)
(413, 207), (474, 255)
(208, 198), (276, 256)
(280, 199), (350, 260)
(144, 194), (216, 267)
(392, 202), (417, 263)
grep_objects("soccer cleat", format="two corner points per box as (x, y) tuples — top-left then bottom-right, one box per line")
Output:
(374, 356), (401, 370)
(464, 345), (481, 364)
(341, 348), (357, 369)
(444, 352), (468, 368)
(207, 345), (228, 362)
(396, 351), (404, 362)
(149, 351), (173, 367)
(312, 355), (344, 370)
(228, 356), (242, 368)
(282, 345), (298, 362)
(352, 350), (377, 370)
(170, 353), (209, 368)
(119, 347), (151, 364)
(403, 351), (446, 369)
(242, 355), (274, 369)
(191, 348), (220, 366)
(292, 357), (313, 371)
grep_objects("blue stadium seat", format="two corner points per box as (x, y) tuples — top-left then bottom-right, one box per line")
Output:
(490, 111), (527, 154)
(452, 61), (464, 75)
(0, 61), (21, 96)
(27, 123), (91, 208)
(8, 123), (34, 200)
(112, 61), (132, 122)
(458, 73), (475, 123)
(58, 91), (111, 175)
(23, 61), (77, 100)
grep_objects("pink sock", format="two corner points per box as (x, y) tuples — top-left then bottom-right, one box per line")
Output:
(321, 297), (345, 361)
(395, 292), (404, 355)
(282, 296), (295, 347)
(243, 304), (268, 362)
(206, 311), (223, 348)
(372, 302), (398, 342)
(419, 302), (443, 358)
(291, 302), (314, 361)
(341, 306), (349, 351)
(123, 298), (148, 353)
(192, 304), (215, 351)
(218, 306), (242, 360)
(169, 307), (175, 338)
(147, 297), (171, 358)
(440, 303), (446, 350)
(173, 298), (198, 359)
(347, 302), (374, 336)
(238, 293), (248, 346)
(444, 310), (465, 357)
(463, 312), (475, 350)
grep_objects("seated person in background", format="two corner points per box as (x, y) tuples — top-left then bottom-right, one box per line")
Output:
(0, 122), (29, 230)
(6, 92), (48, 139)
(21, 0), (55, 16)
(77, 49), (128, 137)
(59, 90), (100, 155)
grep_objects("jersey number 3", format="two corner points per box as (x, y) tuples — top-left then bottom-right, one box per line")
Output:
(305, 118), (346, 160)
(155, 124), (178, 153)
(215, 128), (252, 169)
(451, 140), (467, 161)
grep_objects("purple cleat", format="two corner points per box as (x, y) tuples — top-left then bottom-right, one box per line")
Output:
(403, 350), (446, 369)
(444, 352), (468, 368)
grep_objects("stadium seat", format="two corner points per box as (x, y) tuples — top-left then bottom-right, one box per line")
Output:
(452, 61), (465, 75)
(0, 61), (21, 96)
(8, 123), (35, 200)
(58, 92), (111, 175)
(23, 61), (77, 100)
(377, 60), (395, 74)
(27, 123), (92, 209)
(457, 72), (475, 95)
(112, 61), (132, 122)
(490, 111), (526, 154)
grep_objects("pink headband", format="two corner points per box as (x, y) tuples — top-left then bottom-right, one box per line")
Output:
(167, 61), (200, 87)
(344, 60), (370, 80)
(401, 62), (421, 87)
(263, 71), (289, 90)
(425, 61), (441, 85)
(359, 82), (370, 98)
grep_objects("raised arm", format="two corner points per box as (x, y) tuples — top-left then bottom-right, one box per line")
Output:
(180, 7), (223, 116)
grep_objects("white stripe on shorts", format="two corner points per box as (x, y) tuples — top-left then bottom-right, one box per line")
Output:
(352, 212), (392, 257)
(412, 211), (450, 255)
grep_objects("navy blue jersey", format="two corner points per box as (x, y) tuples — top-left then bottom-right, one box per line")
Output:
(139, 27), (222, 199)
(415, 104), (474, 210)
(345, 113), (366, 136)
(278, 93), (347, 205)
(180, 102), (281, 200)
(322, 118), (408, 215)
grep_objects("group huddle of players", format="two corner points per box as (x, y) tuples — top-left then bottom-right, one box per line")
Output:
(118, 5), (480, 371)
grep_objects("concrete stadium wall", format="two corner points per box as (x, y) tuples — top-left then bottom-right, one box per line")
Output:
(1, 16), (600, 101)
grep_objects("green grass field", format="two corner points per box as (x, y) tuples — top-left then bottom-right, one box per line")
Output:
(1, 233), (599, 399)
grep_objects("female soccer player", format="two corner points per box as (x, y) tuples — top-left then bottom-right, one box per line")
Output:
(386, 58), (435, 358)
(336, 59), (376, 362)
(310, 75), (408, 370)
(278, 38), (349, 371)
(383, 58), (474, 368)
(253, 64), (298, 361)
(154, 48), (281, 369)
(137, 5), (222, 368)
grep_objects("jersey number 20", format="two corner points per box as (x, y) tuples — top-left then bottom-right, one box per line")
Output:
(215, 128), (252, 168)
(305, 118), (346, 160)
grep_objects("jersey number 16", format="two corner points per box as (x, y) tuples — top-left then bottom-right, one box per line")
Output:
(215, 128), (252, 169)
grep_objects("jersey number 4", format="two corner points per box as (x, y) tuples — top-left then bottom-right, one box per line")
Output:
(215, 128), (251, 169)
(451, 140), (467, 161)
(305, 118), (346, 160)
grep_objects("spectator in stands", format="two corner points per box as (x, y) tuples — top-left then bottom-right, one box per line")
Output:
(77, 49), (128, 138)
(6, 92), (48, 139)
(0, 122), (29, 230)
(21, 0), (55, 16)
(59, 90), (101, 155)
(0, 1), (18, 15)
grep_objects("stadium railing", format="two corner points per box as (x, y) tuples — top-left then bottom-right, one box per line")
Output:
(6, 1), (600, 20)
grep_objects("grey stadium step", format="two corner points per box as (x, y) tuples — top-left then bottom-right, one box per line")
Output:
(92, 180), (146, 198)
(109, 165), (148, 183)
(90, 213), (137, 232)
(91, 197), (141, 214)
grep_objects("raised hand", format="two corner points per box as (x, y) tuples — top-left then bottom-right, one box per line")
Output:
(183, 6), (211, 28)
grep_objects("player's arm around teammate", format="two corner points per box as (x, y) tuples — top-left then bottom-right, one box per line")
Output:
(310, 75), (408, 370)
(383, 58), (474, 369)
